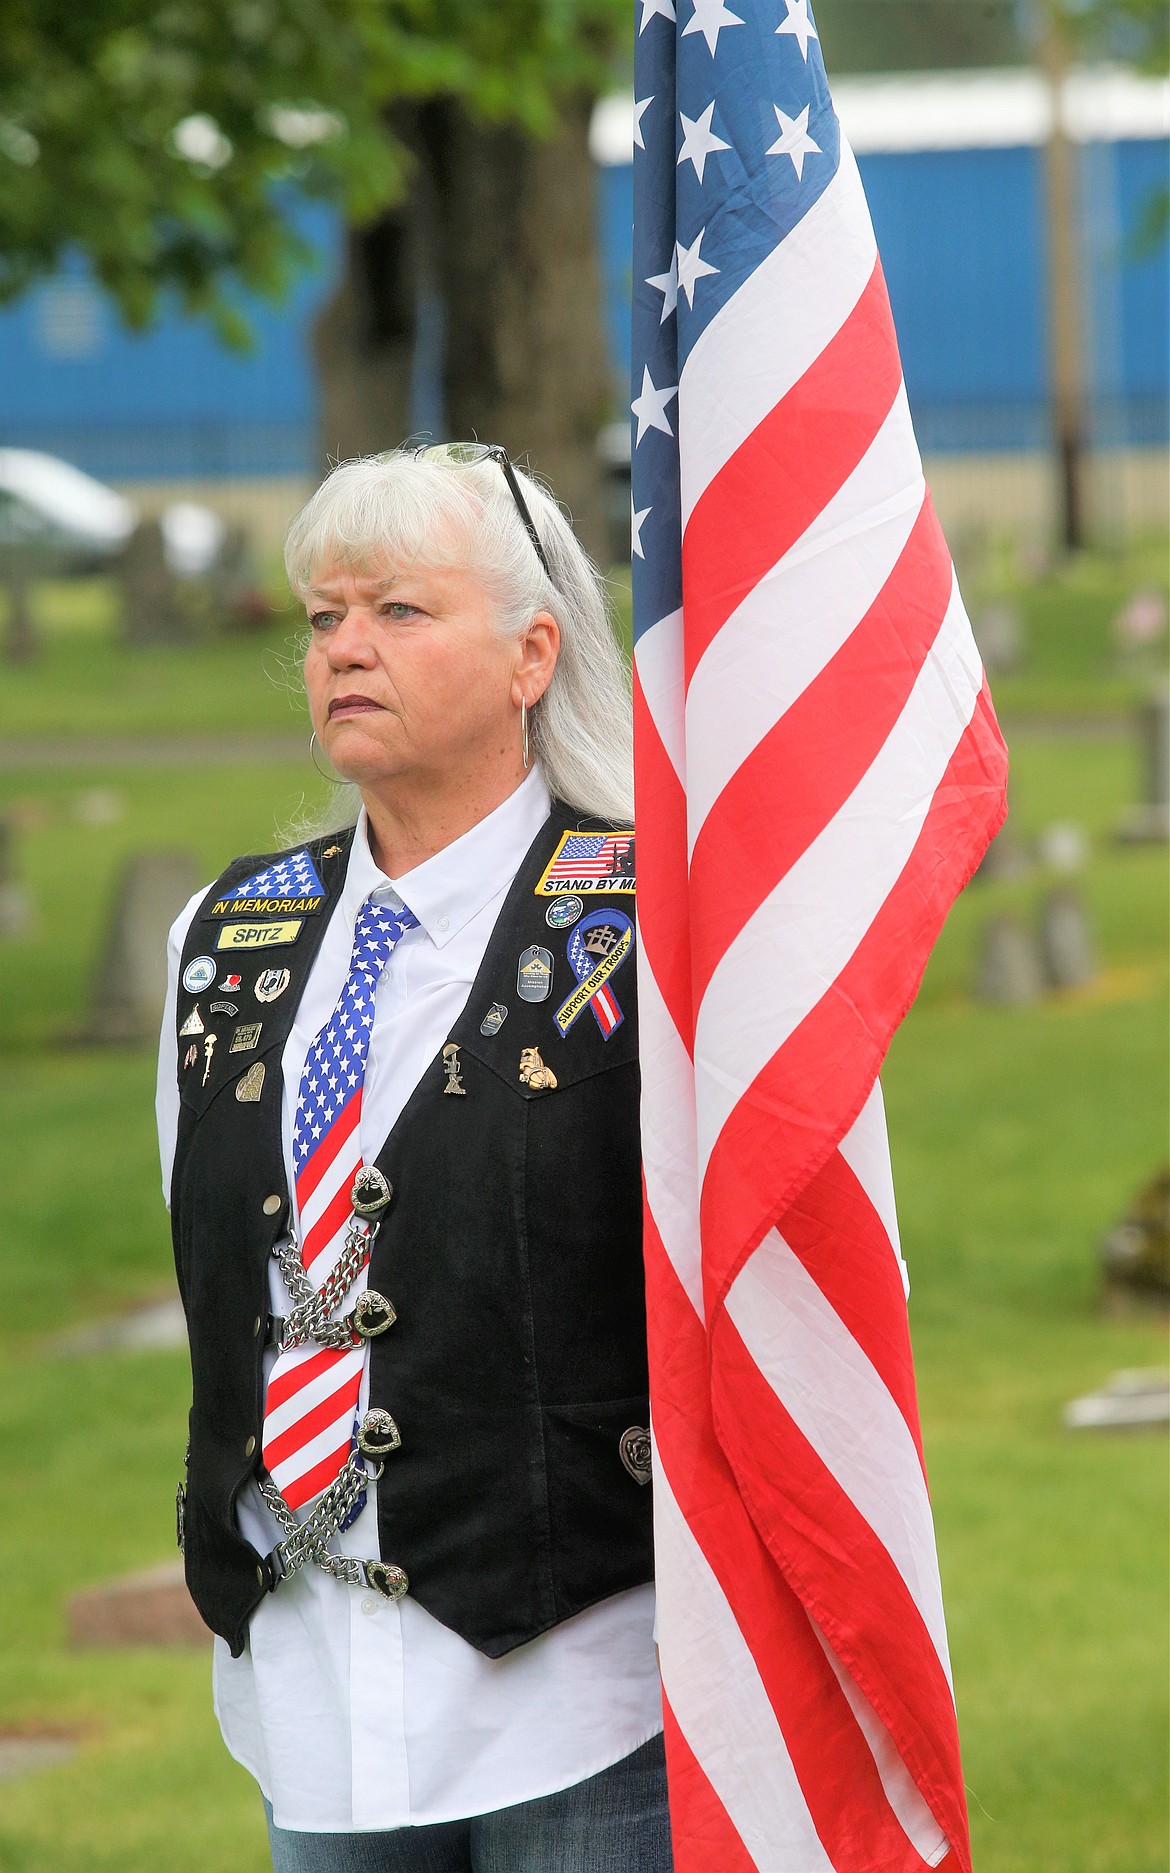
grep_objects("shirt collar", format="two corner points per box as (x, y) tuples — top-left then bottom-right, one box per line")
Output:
(344, 766), (552, 949)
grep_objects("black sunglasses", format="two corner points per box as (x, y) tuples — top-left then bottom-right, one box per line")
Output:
(415, 442), (551, 579)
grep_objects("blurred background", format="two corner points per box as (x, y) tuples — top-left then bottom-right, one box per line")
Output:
(0, 1), (1165, 1868)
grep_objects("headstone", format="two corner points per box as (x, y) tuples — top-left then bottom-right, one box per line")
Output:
(0, 1737), (78, 1783)
(51, 1295), (187, 1357)
(211, 524), (269, 633)
(118, 518), (191, 645)
(973, 913), (1044, 1005)
(1035, 820), (1089, 873)
(972, 811), (1031, 883)
(1099, 1166), (1170, 1315)
(80, 851), (200, 1043)
(72, 787), (124, 826)
(0, 814), (31, 936)
(1112, 589), (1167, 652)
(1116, 686), (1170, 843)
(1039, 885), (1097, 990)
(973, 602), (1022, 675)
(67, 1560), (207, 1648)
(1063, 1369), (1169, 1432)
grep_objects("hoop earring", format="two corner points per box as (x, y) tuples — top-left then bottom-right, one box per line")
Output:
(309, 730), (343, 784)
(521, 698), (530, 770)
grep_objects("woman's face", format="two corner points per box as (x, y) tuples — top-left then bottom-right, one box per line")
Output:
(302, 559), (556, 794)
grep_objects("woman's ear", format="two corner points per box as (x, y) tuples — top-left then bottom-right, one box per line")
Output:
(514, 609), (560, 706)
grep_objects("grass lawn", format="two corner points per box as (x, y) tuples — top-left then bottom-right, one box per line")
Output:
(0, 635), (1166, 1866)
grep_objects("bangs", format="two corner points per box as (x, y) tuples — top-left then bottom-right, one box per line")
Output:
(284, 454), (498, 596)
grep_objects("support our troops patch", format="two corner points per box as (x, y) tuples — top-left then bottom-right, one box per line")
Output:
(533, 831), (635, 898)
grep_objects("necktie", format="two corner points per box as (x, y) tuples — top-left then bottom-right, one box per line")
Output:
(261, 893), (419, 1512)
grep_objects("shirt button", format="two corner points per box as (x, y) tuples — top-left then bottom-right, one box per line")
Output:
(262, 1195), (282, 1217)
(360, 1597), (378, 1616)
(437, 915), (449, 932)
(244, 1435), (256, 1458)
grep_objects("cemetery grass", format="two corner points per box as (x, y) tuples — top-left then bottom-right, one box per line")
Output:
(1, 540), (1168, 745)
(0, 746), (1165, 1870)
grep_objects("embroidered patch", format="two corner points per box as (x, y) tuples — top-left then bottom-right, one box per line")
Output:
(216, 920), (303, 951)
(553, 910), (635, 1039)
(254, 967), (292, 1003)
(533, 831), (635, 898)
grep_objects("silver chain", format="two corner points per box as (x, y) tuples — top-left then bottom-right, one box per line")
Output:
(274, 1216), (377, 1351)
(258, 1454), (379, 1587)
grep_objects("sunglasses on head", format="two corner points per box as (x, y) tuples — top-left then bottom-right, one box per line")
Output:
(414, 442), (551, 579)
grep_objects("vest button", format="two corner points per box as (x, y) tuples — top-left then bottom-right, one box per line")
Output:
(252, 1315), (262, 1338)
(244, 1435), (256, 1458)
(256, 1564), (265, 1588)
(262, 1195), (282, 1217)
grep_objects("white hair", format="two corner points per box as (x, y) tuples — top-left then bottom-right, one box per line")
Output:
(283, 449), (633, 824)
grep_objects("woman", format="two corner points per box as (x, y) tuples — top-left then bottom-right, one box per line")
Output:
(157, 444), (670, 1873)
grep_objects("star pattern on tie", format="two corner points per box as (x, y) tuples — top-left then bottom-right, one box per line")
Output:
(775, 0), (818, 60)
(682, 0), (743, 57)
(633, 96), (654, 150)
(767, 103), (821, 180)
(291, 897), (419, 1173)
(233, 849), (326, 901)
(677, 103), (730, 184)
(632, 503), (651, 560)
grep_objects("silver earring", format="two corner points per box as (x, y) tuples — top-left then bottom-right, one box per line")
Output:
(521, 698), (530, 770)
(309, 730), (342, 783)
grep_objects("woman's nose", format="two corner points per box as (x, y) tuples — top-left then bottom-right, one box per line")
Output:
(324, 607), (378, 667)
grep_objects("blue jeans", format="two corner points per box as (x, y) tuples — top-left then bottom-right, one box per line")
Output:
(264, 1732), (673, 1872)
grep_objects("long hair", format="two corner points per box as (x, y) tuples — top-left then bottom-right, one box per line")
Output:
(283, 449), (633, 825)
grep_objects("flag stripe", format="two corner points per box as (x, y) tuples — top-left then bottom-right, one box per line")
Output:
(682, 260), (902, 685)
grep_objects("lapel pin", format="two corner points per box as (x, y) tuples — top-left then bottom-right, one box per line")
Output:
(235, 1061), (265, 1103)
(480, 1002), (508, 1037)
(441, 1042), (467, 1095)
(518, 1046), (558, 1092)
(516, 945), (553, 1003)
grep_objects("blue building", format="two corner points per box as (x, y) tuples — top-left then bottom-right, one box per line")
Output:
(0, 68), (1165, 546)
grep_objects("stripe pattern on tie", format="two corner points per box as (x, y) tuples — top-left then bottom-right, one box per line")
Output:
(262, 894), (418, 1512)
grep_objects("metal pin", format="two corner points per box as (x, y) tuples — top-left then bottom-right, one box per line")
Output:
(202, 1033), (217, 1085)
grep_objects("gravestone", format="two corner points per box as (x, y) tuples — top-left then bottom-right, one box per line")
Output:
(67, 1561), (206, 1648)
(118, 517), (190, 646)
(973, 601), (1022, 675)
(972, 804), (1030, 883)
(81, 852), (199, 1043)
(0, 814), (31, 936)
(973, 912), (1043, 1005)
(1116, 686), (1170, 843)
(1035, 820), (1089, 874)
(1039, 885), (1097, 990)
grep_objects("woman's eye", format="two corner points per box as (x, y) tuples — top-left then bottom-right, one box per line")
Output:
(309, 610), (338, 631)
(383, 601), (420, 620)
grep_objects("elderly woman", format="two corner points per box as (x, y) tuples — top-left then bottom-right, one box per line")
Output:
(156, 445), (669, 1873)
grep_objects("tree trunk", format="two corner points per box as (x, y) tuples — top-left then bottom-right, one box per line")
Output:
(425, 94), (613, 564)
(312, 95), (614, 565)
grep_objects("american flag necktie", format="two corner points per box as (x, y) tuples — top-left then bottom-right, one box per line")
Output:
(261, 893), (419, 1513)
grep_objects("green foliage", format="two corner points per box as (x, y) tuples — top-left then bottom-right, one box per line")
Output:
(0, 0), (625, 339)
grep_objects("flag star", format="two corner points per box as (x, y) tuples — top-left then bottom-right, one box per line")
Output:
(646, 250), (678, 322)
(632, 503), (651, 560)
(683, 0), (743, 56)
(638, 0), (675, 31)
(677, 103), (730, 185)
(675, 227), (719, 307)
(766, 102), (820, 179)
(775, 0), (818, 59)
(633, 96), (653, 151)
(632, 365), (679, 444)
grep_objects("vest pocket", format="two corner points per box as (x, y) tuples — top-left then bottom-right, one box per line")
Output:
(540, 1395), (654, 1614)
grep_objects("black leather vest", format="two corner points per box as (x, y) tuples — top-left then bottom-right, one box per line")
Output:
(170, 805), (652, 1660)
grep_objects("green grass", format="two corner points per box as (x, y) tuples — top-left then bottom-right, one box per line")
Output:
(0, 615), (1166, 1867)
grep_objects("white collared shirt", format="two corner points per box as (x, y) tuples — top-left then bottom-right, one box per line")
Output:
(156, 768), (661, 1832)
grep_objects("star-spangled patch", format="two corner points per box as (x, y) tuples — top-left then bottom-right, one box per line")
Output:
(233, 851), (326, 903)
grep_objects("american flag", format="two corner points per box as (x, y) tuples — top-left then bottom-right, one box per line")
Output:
(232, 850), (326, 901)
(539, 831), (636, 886)
(630, 3), (1008, 1870)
